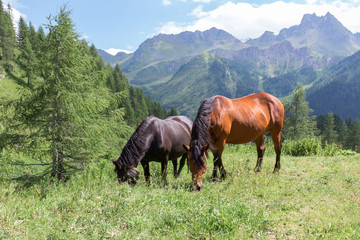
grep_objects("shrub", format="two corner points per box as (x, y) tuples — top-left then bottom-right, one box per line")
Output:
(321, 143), (356, 156)
(282, 138), (322, 156)
(282, 138), (357, 157)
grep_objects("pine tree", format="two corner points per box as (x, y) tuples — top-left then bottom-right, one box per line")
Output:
(113, 64), (128, 93)
(17, 16), (28, 45)
(282, 84), (317, 140)
(338, 122), (349, 148)
(104, 63), (136, 125)
(129, 86), (148, 123)
(1, 7), (130, 183)
(28, 22), (38, 49)
(123, 94), (136, 125)
(346, 120), (360, 152)
(17, 17), (36, 86)
(0, 2), (16, 66)
(149, 101), (167, 118)
(321, 112), (338, 146)
(105, 64), (115, 90)
(89, 44), (105, 71)
(34, 26), (46, 59)
(167, 108), (179, 117)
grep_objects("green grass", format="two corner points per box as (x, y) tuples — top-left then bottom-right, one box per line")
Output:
(1, 144), (359, 239)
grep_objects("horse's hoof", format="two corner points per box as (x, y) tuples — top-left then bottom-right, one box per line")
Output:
(273, 168), (280, 174)
(254, 167), (261, 173)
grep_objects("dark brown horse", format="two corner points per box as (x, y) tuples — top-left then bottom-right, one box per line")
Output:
(112, 115), (192, 185)
(183, 92), (284, 190)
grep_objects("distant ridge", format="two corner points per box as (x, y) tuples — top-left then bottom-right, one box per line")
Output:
(98, 12), (360, 119)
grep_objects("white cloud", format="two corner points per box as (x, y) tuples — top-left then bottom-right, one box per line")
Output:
(3, 0), (24, 9)
(105, 48), (133, 55)
(190, 5), (208, 17)
(80, 34), (89, 40)
(162, 0), (172, 6)
(1, 2), (25, 32)
(193, 0), (213, 3)
(158, 1), (360, 40)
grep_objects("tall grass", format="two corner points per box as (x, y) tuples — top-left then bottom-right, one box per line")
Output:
(1, 145), (359, 239)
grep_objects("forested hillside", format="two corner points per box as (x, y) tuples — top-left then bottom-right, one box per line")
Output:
(0, 4), (176, 183)
(307, 50), (360, 119)
(149, 53), (259, 117)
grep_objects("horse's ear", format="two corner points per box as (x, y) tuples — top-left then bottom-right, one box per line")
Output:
(183, 144), (190, 152)
(112, 159), (121, 168)
(202, 144), (209, 152)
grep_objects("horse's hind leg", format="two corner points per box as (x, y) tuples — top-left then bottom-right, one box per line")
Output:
(254, 135), (266, 172)
(171, 158), (178, 177)
(161, 156), (169, 184)
(271, 132), (282, 173)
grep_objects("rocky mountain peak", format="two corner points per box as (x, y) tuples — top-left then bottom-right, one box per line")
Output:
(300, 13), (318, 28)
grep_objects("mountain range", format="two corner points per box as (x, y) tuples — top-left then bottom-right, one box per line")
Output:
(99, 12), (360, 119)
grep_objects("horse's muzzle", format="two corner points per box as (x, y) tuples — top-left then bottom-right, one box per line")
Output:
(194, 184), (202, 191)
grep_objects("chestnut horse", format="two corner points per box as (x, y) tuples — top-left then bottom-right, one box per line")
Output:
(183, 92), (284, 190)
(113, 115), (192, 185)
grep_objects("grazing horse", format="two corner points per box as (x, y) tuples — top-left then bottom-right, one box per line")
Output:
(112, 115), (192, 185)
(183, 92), (284, 190)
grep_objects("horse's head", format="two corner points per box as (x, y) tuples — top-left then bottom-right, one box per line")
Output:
(112, 159), (139, 185)
(183, 141), (209, 191)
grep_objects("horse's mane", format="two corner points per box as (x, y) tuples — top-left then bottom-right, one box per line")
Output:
(116, 116), (155, 168)
(191, 96), (216, 166)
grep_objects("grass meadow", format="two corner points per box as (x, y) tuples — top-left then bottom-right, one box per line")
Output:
(0, 143), (359, 239)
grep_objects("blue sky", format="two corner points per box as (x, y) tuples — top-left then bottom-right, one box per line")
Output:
(3, 0), (360, 55)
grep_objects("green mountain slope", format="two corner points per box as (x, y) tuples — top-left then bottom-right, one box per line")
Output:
(120, 27), (245, 85)
(307, 50), (360, 119)
(148, 53), (259, 118)
(263, 67), (318, 97)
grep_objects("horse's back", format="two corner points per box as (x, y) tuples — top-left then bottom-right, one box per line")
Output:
(165, 116), (193, 132)
(147, 116), (192, 159)
(223, 92), (283, 125)
(163, 116), (192, 148)
(210, 93), (284, 144)
(246, 92), (284, 131)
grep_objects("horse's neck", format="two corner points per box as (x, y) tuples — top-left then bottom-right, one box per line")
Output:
(121, 134), (153, 167)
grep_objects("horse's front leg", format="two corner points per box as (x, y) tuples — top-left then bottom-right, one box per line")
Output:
(218, 156), (227, 179)
(176, 153), (187, 178)
(141, 161), (150, 185)
(212, 154), (219, 180)
(212, 140), (227, 180)
(213, 154), (226, 180)
(212, 154), (227, 180)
